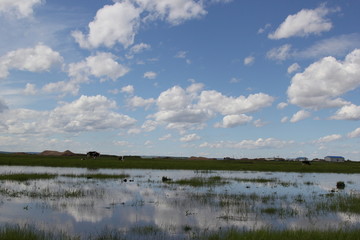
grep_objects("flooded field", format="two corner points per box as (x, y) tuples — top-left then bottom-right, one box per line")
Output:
(0, 166), (360, 239)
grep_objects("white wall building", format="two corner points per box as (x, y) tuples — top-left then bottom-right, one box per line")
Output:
(324, 156), (345, 162)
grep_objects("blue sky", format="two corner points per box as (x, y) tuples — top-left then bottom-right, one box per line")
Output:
(1, 0), (360, 160)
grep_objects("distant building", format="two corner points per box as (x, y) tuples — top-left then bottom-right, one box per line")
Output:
(324, 156), (345, 162)
(295, 157), (308, 161)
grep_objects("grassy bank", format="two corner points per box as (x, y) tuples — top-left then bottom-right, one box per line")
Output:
(1, 153), (360, 173)
(2, 225), (360, 240)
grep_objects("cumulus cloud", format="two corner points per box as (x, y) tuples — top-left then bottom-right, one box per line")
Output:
(287, 49), (360, 110)
(214, 114), (252, 128)
(200, 138), (293, 150)
(0, 43), (63, 79)
(277, 102), (288, 109)
(121, 85), (135, 94)
(290, 110), (311, 123)
(43, 52), (129, 96)
(72, 1), (141, 49)
(331, 104), (360, 120)
(180, 133), (200, 142)
(314, 134), (342, 143)
(150, 84), (273, 131)
(348, 127), (360, 138)
(268, 4), (338, 39)
(197, 90), (274, 115)
(127, 96), (155, 109)
(143, 71), (157, 79)
(135, 0), (206, 25)
(86, 52), (129, 81)
(73, 0), (207, 49)
(0, 95), (136, 134)
(0, 0), (43, 18)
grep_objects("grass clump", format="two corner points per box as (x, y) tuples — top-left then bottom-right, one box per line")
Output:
(63, 173), (130, 179)
(0, 173), (57, 182)
(169, 176), (228, 187)
(0, 225), (76, 240)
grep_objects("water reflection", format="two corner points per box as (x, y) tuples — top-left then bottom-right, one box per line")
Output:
(0, 166), (360, 239)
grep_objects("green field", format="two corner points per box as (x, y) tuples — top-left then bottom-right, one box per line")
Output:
(1, 153), (360, 173)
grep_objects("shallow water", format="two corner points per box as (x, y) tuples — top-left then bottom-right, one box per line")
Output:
(0, 166), (360, 239)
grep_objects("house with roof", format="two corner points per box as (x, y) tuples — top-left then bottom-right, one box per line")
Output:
(324, 156), (345, 162)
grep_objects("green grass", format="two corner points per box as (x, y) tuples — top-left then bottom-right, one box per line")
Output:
(168, 176), (229, 187)
(206, 228), (360, 240)
(0, 173), (57, 182)
(1, 153), (360, 173)
(2, 225), (360, 240)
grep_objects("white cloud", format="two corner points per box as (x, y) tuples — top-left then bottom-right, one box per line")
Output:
(257, 23), (271, 34)
(290, 110), (311, 123)
(150, 84), (273, 133)
(0, 0), (43, 18)
(180, 133), (200, 142)
(135, 0), (207, 25)
(331, 104), (360, 120)
(244, 56), (255, 66)
(348, 127), (360, 138)
(0, 95), (136, 134)
(127, 96), (155, 109)
(200, 138), (293, 150)
(43, 52), (129, 96)
(72, 1), (141, 49)
(73, 0), (207, 49)
(23, 83), (37, 95)
(281, 116), (288, 123)
(268, 34), (360, 61)
(198, 90), (274, 115)
(315, 134), (342, 143)
(268, 4), (338, 39)
(129, 43), (151, 54)
(143, 71), (157, 79)
(214, 114), (252, 128)
(266, 44), (292, 61)
(0, 43), (63, 79)
(287, 49), (360, 109)
(287, 63), (300, 74)
(159, 133), (172, 141)
(253, 119), (267, 128)
(277, 102), (288, 109)
(86, 52), (129, 81)
(121, 85), (135, 94)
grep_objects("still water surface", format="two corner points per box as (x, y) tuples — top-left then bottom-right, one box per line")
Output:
(0, 166), (360, 239)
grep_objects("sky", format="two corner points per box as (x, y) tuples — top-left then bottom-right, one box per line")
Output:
(1, 0), (360, 160)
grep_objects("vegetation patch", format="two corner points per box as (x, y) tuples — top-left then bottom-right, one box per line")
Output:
(168, 176), (229, 187)
(63, 173), (130, 179)
(0, 173), (57, 182)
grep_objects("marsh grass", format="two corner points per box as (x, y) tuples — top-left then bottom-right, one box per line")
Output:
(319, 193), (360, 214)
(0, 225), (76, 240)
(0, 173), (57, 182)
(206, 228), (360, 240)
(169, 176), (229, 187)
(63, 173), (130, 179)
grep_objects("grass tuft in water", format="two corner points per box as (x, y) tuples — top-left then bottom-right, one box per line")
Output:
(169, 176), (229, 187)
(0, 173), (57, 182)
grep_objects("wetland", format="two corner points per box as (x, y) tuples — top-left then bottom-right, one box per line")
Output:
(1, 162), (360, 239)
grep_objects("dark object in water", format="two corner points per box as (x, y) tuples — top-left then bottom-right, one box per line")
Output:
(336, 181), (345, 189)
(162, 176), (172, 182)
